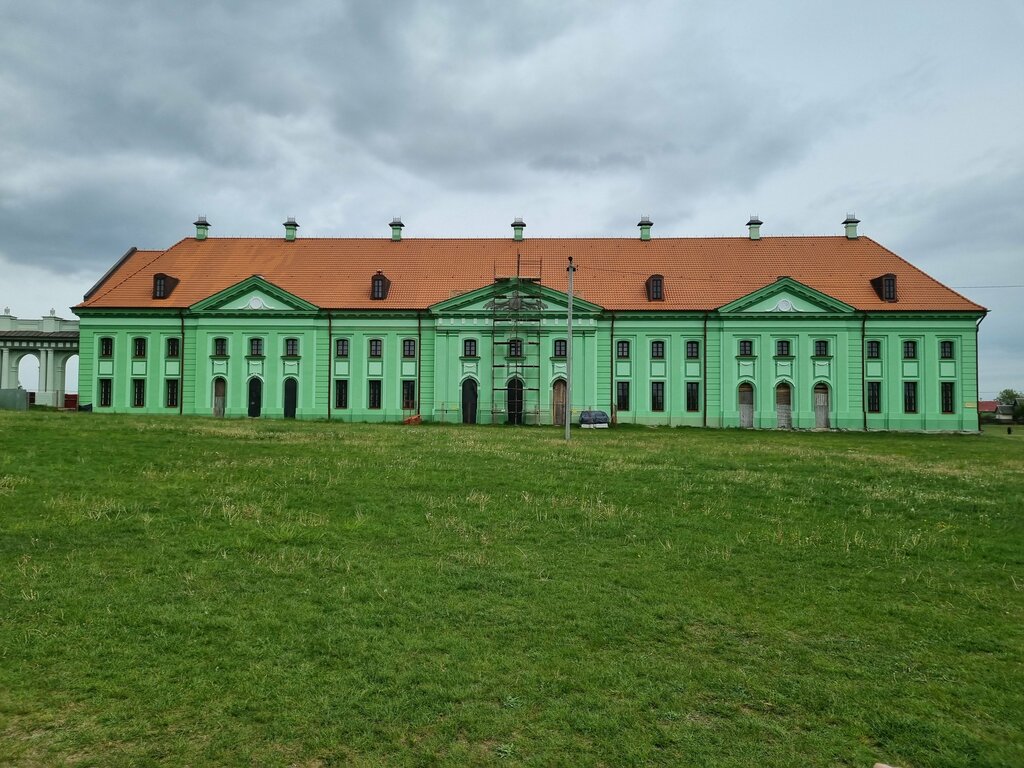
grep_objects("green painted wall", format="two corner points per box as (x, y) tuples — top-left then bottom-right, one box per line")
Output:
(75, 279), (982, 431)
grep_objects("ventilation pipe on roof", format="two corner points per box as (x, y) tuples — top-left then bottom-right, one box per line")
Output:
(511, 217), (525, 241)
(746, 215), (762, 241)
(390, 217), (404, 242)
(194, 216), (210, 241)
(283, 217), (299, 242)
(843, 213), (860, 240)
(638, 215), (653, 241)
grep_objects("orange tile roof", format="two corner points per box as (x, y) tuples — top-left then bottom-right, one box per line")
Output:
(76, 236), (984, 313)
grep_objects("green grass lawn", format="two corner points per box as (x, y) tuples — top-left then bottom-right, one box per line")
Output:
(1, 413), (1022, 767)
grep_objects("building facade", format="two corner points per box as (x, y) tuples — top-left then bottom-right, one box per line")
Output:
(73, 216), (985, 431)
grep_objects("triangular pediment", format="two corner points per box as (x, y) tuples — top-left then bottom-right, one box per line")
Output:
(430, 280), (603, 316)
(718, 278), (854, 314)
(190, 276), (320, 313)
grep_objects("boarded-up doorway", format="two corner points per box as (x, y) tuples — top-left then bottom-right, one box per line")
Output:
(776, 382), (792, 429)
(248, 378), (262, 418)
(461, 379), (477, 424)
(814, 383), (830, 429)
(213, 377), (226, 418)
(552, 379), (566, 426)
(738, 383), (754, 428)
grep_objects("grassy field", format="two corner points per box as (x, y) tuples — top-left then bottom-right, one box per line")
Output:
(1, 412), (1022, 767)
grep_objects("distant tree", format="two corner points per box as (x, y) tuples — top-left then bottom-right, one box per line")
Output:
(995, 388), (1023, 405)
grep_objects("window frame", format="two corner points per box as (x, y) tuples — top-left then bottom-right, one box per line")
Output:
(99, 337), (114, 358)
(939, 340), (954, 360)
(651, 381), (665, 412)
(686, 381), (700, 412)
(738, 339), (754, 357)
(248, 337), (264, 357)
(132, 378), (146, 408)
(645, 274), (664, 301)
(463, 338), (478, 358)
(165, 378), (179, 408)
(213, 337), (228, 357)
(402, 380), (416, 410)
(368, 339), (383, 358)
(651, 340), (665, 360)
(616, 340), (630, 359)
(508, 338), (524, 358)
(335, 338), (349, 358)
(685, 340), (700, 360)
(813, 339), (830, 358)
(98, 378), (112, 407)
(866, 340), (881, 359)
(368, 380), (382, 409)
(616, 381), (630, 412)
(166, 337), (180, 358)
(866, 381), (881, 413)
(776, 339), (791, 357)
(284, 337), (300, 357)
(402, 339), (417, 359)
(334, 379), (349, 409)
(903, 381), (918, 413)
(941, 381), (955, 414)
(553, 339), (567, 358)
(902, 340), (917, 360)
(133, 337), (147, 358)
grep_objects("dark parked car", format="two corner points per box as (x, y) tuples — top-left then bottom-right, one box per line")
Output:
(579, 410), (610, 428)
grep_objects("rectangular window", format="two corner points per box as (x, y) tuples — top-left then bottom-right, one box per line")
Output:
(369, 339), (382, 358)
(336, 338), (349, 358)
(133, 337), (147, 358)
(334, 380), (349, 409)
(166, 338), (180, 358)
(285, 338), (299, 356)
(553, 339), (567, 357)
(903, 340), (917, 359)
(132, 379), (145, 408)
(739, 339), (753, 357)
(508, 338), (523, 358)
(402, 380), (416, 409)
(249, 338), (263, 357)
(616, 381), (630, 412)
(165, 379), (179, 408)
(940, 340), (954, 359)
(99, 378), (112, 407)
(866, 340), (881, 359)
(463, 339), (477, 357)
(686, 341), (700, 359)
(941, 381), (955, 414)
(100, 337), (113, 358)
(403, 339), (416, 358)
(903, 381), (918, 413)
(686, 382), (699, 412)
(814, 339), (829, 357)
(776, 340), (791, 356)
(368, 380), (382, 409)
(867, 381), (881, 413)
(213, 337), (227, 356)
(154, 275), (166, 298)
(651, 340), (665, 359)
(651, 381), (665, 412)
(883, 276), (897, 301)
(617, 340), (630, 359)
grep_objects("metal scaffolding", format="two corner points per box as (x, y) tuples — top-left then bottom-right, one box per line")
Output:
(490, 253), (543, 425)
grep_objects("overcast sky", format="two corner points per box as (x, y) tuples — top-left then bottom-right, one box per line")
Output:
(2, 1), (1021, 397)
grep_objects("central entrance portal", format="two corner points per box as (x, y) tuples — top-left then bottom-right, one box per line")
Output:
(507, 378), (524, 425)
(814, 383), (831, 428)
(461, 379), (478, 424)
(738, 383), (754, 428)
(552, 379), (566, 426)
(775, 382), (792, 429)
(213, 378), (226, 418)
(248, 378), (262, 418)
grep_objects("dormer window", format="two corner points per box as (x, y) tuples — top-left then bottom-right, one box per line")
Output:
(152, 273), (178, 299)
(371, 271), (391, 300)
(871, 273), (898, 302)
(645, 274), (664, 301)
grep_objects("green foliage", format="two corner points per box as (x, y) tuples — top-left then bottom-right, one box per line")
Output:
(995, 388), (1023, 405)
(1, 412), (1022, 767)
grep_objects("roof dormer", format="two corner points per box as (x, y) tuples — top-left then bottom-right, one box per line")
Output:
(645, 274), (664, 301)
(870, 273), (898, 302)
(153, 273), (179, 299)
(371, 271), (391, 300)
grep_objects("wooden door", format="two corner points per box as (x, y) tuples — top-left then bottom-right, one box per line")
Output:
(814, 383), (830, 428)
(776, 382), (792, 429)
(552, 379), (566, 426)
(283, 378), (297, 419)
(247, 378), (262, 418)
(738, 383), (754, 428)
(461, 379), (477, 424)
(213, 378), (226, 418)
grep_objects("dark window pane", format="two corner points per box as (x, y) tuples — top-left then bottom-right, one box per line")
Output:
(686, 341), (700, 359)
(133, 337), (146, 357)
(509, 339), (523, 357)
(776, 340), (790, 356)
(368, 380), (382, 409)
(165, 379), (179, 408)
(553, 339), (566, 357)
(941, 381), (955, 413)
(403, 339), (416, 358)
(867, 381), (881, 413)
(463, 339), (477, 357)
(651, 341), (665, 359)
(616, 381), (630, 412)
(166, 338), (180, 358)
(883, 276), (897, 301)
(867, 340), (880, 359)
(154, 276), (166, 298)
(132, 379), (145, 407)
(335, 380), (349, 409)
(100, 338), (113, 357)
(369, 339), (382, 358)
(285, 338), (299, 356)
(739, 340), (753, 356)
(814, 340), (829, 357)
(99, 378), (112, 407)
(336, 339), (349, 357)
(249, 338), (263, 356)
(686, 381), (699, 412)
(617, 340), (630, 359)
(651, 381), (665, 412)
(903, 340), (917, 359)
(903, 381), (918, 413)
(402, 380), (416, 409)
(940, 341), (954, 359)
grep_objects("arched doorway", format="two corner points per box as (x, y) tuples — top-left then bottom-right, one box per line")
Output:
(213, 378), (226, 417)
(283, 378), (297, 419)
(814, 383), (830, 429)
(461, 379), (478, 424)
(738, 382), (754, 428)
(507, 378), (524, 425)
(17, 353), (39, 396)
(247, 378), (262, 418)
(775, 382), (792, 429)
(552, 378), (566, 426)
(64, 354), (79, 403)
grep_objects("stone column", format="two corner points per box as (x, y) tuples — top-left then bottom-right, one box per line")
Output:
(0, 347), (8, 388)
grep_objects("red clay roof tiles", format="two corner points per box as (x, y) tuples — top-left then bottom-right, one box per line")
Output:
(76, 236), (984, 313)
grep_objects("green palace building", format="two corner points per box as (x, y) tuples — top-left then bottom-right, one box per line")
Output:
(73, 215), (985, 431)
